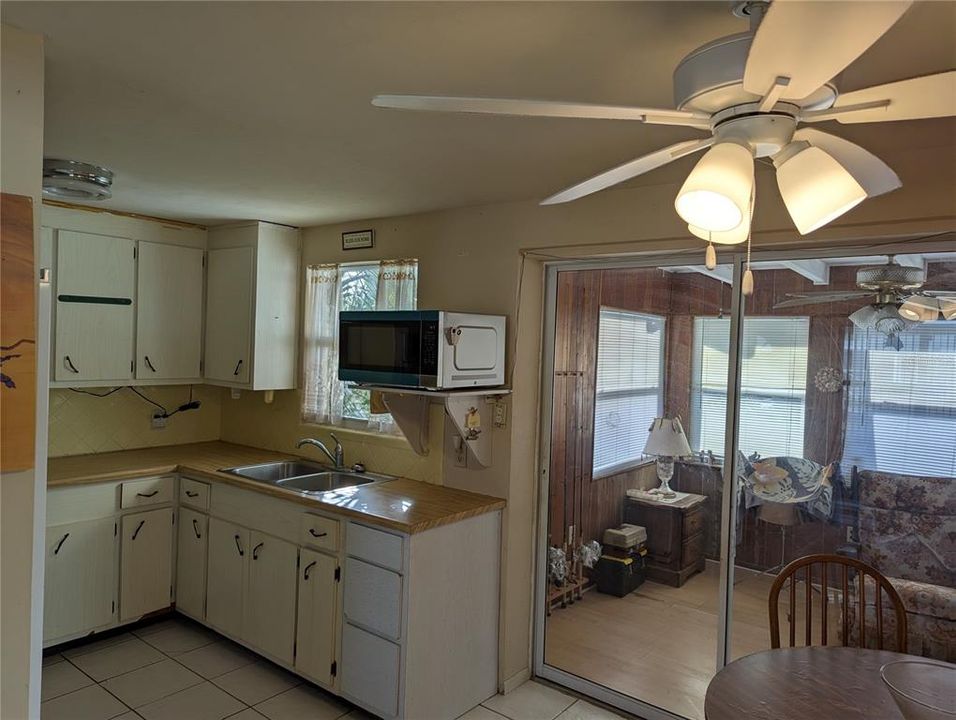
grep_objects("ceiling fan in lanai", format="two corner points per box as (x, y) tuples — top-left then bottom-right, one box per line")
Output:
(372, 0), (956, 274)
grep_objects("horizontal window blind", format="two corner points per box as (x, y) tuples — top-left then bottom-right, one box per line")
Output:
(691, 317), (809, 459)
(843, 321), (956, 477)
(592, 309), (664, 476)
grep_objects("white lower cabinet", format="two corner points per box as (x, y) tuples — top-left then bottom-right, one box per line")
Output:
(342, 623), (401, 718)
(120, 508), (174, 621)
(206, 518), (248, 639)
(244, 531), (298, 665)
(44, 518), (117, 642)
(176, 508), (208, 620)
(295, 548), (339, 686)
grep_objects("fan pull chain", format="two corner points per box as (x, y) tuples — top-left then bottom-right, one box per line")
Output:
(705, 231), (717, 270)
(742, 185), (756, 296)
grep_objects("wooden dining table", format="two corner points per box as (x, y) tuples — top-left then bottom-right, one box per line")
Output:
(704, 646), (911, 720)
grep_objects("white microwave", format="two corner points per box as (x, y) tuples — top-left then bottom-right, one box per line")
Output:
(338, 311), (506, 390)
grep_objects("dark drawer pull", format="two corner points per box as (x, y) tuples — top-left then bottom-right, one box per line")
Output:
(252, 542), (264, 560)
(308, 529), (328, 538)
(65, 355), (79, 373)
(54, 533), (70, 555)
(136, 490), (159, 498)
(303, 560), (317, 580)
(233, 359), (243, 376)
(234, 534), (244, 556)
(144, 355), (157, 372)
(185, 490), (199, 498)
(192, 519), (202, 539)
(131, 520), (146, 541)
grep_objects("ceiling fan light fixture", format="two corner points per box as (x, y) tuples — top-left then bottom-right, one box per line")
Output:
(688, 210), (750, 245)
(42, 159), (113, 201)
(675, 142), (753, 232)
(899, 297), (940, 322)
(775, 145), (866, 235)
(941, 299), (956, 321)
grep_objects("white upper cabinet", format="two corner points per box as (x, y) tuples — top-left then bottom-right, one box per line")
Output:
(54, 230), (135, 383)
(204, 222), (300, 390)
(136, 242), (204, 381)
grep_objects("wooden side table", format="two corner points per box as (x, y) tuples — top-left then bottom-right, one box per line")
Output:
(624, 492), (706, 587)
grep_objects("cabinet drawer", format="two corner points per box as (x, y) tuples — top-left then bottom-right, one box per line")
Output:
(121, 476), (174, 509)
(347, 523), (404, 572)
(344, 558), (402, 641)
(684, 507), (705, 539)
(681, 532), (704, 569)
(299, 513), (339, 552)
(342, 623), (400, 718)
(179, 477), (210, 511)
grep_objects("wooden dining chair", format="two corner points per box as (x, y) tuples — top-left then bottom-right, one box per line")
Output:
(768, 553), (907, 651)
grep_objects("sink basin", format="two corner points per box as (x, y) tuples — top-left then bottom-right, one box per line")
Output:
(220, 460), (394, 494)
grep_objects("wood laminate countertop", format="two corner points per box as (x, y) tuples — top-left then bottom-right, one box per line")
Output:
(48, 441), (505, 534)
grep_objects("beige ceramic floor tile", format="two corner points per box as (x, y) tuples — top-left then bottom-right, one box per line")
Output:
(41, 659), (94, 701)
(40, 684), (129, 720)
(102, 658), (204, 708)
(63, 632), (136, 659)
(139, 622), (218, 656)
(213, 661), (301, 706)
(69, 638), (165, 682)
(554, 700), (625, 720)
(113, 713), (144, 720)
(254, 684), (351, 720)
(175, 641), (258, 679)
(225, 710), (269, 720)
(137, 681), (245, 720)
(43, 652), (65, 667)
(458, 706), (510, 720)
(482, 682), (576, 720)
(341, 709), (380, 720)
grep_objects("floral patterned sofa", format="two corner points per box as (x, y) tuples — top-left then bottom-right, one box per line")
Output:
(853, 468), (955, 661)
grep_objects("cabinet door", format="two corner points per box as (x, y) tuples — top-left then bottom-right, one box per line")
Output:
(44, 518), (117, 643)
(244, 531), (297, 665)
(206, 518), (247, 638)
(295, 549), (338, 686)
(176, 508), (208, 620)
(136, 242), (204, 380)
(341, 623), (401, 718)
(120, 508), (173, 621)
(204, 247), (253, 384)
(54, 230), (135, 382)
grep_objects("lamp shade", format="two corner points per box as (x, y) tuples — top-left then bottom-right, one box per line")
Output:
(644, 417), (692, 458)
(941, 299), (956, 321)
(688, 204), (750, 245)
(776, 145), (866, 235)
(899, 296), (940, 322)
(675, 143), (754, 233)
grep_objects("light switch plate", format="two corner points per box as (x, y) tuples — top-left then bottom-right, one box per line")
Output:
(151, 411), (167, 429)
(493, 400), (508, 429)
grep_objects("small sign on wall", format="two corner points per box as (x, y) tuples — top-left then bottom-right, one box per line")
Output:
(342, 229), (374, 250)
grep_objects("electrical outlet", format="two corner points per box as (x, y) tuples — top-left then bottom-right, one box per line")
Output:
(493, 400), (508, 429)
(453, 437), (467, 468)
(151, 411), (167, 429)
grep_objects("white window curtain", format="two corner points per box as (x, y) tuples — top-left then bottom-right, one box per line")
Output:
(843, 321), (956, 477)
(301, 259), (418, 433)
(592, 308), (665, 477)
(691, 316), (809, 459)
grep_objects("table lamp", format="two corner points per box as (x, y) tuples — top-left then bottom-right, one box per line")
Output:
(644, 417), (692, 498)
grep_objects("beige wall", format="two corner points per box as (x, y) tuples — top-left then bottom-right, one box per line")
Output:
(48, 386), (222, 457)
(1, 23), (45, 720)
(220, 124), (956, 688)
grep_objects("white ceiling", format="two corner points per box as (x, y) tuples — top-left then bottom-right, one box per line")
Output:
(3, 1), (955, 227)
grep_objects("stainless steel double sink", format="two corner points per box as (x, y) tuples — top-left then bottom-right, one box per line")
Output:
(220, 460), (394, 494)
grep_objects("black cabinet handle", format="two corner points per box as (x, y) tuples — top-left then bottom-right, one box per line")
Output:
(185, 490), (199, 498)
(131, 520), (146, 541)
(308, 529), (328, 538)
(144, 355), (157, 372)
(136, 490), (159, 498)
(192, 519), (201, 539)
(234, 534), (244, 556)
(233, 359), (243, 376)
(303, 560), (317, 580)
(65, 356), (79, 373)
(54, 533), (70, 555)
(252, 542), (264, 560)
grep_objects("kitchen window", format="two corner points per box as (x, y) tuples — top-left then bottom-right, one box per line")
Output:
(691, 316), (809, 459)
(301, 259), (418, 431)
(592, 308), (665, 478)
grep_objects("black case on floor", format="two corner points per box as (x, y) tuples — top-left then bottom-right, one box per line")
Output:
(593, 554), (646, 597)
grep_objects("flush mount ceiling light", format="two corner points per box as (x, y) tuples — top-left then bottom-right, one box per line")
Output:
(42, 159), (113, 201)
(372, 0), (955, 247)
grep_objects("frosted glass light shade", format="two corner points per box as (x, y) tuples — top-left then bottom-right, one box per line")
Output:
(899, 297), (940, 322)
(776, 146), (866, 235)
(688, 206), (750, 245)
(941, 299), (956, 321)
(675, 143), (754, 232)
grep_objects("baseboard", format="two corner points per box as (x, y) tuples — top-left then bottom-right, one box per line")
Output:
(501, 667), (532, 694)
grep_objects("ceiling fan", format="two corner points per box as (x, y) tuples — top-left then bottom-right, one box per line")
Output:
(775, 257), (956, 343)
(372, 0), (956, 242)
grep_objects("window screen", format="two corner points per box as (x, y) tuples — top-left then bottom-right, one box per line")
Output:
(843, 321), (956, 477)
(691, 317), (809, 459)
(592, 309), (664, 477)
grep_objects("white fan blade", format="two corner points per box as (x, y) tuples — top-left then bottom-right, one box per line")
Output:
(793, 128), (901, 197)
(811, 71), (956, 124)
(743, 0), (913, 101)
(540, 139), (713, 206)
(371, 95), (711, 128)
